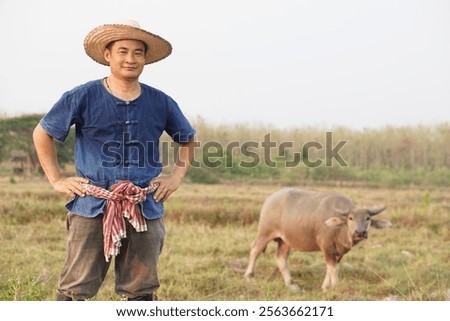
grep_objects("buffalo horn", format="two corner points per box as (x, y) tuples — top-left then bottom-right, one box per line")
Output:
(368, 206), (386, 216)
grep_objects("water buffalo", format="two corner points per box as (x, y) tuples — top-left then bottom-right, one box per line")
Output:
(244, 188), (391, 291)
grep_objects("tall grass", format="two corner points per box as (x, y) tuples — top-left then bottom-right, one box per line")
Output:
(1, 115), (450, 186)
(181, 119), (450, 186)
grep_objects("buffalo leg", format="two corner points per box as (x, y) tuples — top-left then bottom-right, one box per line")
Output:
(274, 238), (293, 286)
(322, 253), (339, 291)
(244, 235), (272, 278)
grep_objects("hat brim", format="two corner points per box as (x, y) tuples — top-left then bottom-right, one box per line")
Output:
(84, 24), (172, 65)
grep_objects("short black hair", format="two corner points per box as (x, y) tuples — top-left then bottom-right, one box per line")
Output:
(106, 40), (148, 53)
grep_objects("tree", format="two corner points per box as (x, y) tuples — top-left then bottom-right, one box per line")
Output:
(0, 114), (74, 175)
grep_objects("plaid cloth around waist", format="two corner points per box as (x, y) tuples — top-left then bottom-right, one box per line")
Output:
(81, 180), (159, 262)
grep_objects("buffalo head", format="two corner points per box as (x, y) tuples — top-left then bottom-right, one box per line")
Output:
(325, 206), (392, 243)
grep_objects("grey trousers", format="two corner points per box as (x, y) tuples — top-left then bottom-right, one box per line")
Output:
(56, 212), (165, 300)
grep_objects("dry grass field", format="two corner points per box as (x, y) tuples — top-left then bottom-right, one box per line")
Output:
(0, 178), (449, 301)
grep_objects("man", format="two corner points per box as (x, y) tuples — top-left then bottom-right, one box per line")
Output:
(33, 20), (196, 301)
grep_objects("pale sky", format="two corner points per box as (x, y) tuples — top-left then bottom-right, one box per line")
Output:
(0, 0), (449, 129)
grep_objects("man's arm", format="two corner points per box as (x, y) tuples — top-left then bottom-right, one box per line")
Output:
(151, 136), (197, 202)
(32, 124), (88, 198)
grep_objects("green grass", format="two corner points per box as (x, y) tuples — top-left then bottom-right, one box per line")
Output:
(0, 178), (448, 301)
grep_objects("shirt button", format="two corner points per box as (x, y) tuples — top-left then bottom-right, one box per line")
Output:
(125, 121), (130, 125)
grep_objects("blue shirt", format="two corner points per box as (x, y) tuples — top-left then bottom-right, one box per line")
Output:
(40, 79), (196, 219)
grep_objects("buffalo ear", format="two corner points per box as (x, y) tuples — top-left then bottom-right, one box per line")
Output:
(368, 206), (386, 216)
(371, 219), (392, 229)
(325, 217), (346, 227)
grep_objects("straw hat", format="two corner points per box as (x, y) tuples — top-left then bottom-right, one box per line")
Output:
(84, 20), (172, 65)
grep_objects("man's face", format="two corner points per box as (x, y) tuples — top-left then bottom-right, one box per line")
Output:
(104, 39), (146, 80)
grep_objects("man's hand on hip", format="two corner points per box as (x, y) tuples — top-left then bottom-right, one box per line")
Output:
(151, 175), (182, 203)
(51, 177), (90, 198)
